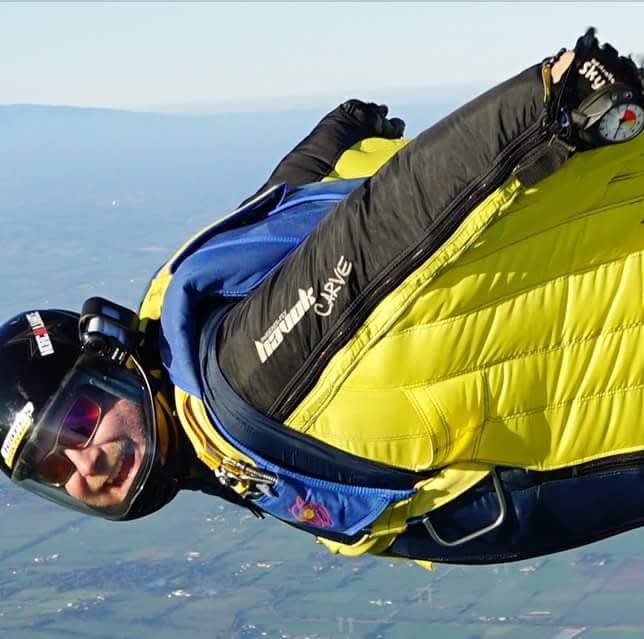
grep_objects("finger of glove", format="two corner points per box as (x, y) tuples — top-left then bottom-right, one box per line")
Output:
(360, 102), (392, 128)
(361, 104), (404, 137)
(380, 116), (406, 138)
(570, 28), (643, 103)
(340, 99), (404, 137)
(576, 30), (638, 83)
(574, 27), (597, 55)
(340, 99), (369, 121)
(341, 100), (382, 126)
(376, 104), (389, 118)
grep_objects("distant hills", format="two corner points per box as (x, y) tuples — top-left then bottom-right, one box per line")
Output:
(0, 90), (479, 314)
(153, 83), (484, 116)
(0, 87), (482, 214)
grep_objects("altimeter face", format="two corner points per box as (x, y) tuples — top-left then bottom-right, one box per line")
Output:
(598, 103), (644, 143)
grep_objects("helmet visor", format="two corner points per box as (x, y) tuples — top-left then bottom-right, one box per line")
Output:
(11, 355), (157, 520)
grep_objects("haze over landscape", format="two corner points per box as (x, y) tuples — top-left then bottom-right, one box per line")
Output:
(4, 3), (644, 637)
(3, 97), (644, 638)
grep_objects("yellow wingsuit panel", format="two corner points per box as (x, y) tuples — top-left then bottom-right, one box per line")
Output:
(285, 137), (644, 475)
(322, 137), (409, 181)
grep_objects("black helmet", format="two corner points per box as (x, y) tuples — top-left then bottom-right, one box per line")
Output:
(0, 308), (161, 520)
(0, 310), (80, 478)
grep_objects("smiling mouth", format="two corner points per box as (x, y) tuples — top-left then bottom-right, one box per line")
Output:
(107, 445), (136, 487)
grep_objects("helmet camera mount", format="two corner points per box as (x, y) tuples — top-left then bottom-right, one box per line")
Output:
(79, 297), (142, 366)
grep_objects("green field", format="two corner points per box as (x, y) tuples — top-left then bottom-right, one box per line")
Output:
(3, 484), (644, 639)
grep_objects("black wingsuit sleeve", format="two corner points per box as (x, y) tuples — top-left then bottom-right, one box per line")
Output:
(213, 63), (571, 419)
(239, 101), (405, 206)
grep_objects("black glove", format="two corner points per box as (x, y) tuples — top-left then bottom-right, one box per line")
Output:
(558, 27), (643, 110)
(340, 99), (406, 139)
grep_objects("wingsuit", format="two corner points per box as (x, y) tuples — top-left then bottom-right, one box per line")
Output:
(2, 30), (644, 567)
(119, 30), (642, 566)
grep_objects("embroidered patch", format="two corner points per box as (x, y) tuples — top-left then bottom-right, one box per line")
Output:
(288, 495), (333, 528)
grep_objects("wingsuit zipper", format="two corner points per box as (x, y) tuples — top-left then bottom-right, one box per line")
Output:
(552, 452), (644, 477)
(270, 114), (559, 420)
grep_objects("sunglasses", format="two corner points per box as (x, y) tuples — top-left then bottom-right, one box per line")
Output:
(35, 395), (102, 487)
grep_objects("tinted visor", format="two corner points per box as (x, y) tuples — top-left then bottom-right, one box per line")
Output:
(12, 355), (157, 520)
(32, 395), (102, 487)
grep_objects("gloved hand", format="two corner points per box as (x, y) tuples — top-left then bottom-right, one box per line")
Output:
(340, 99), (406, 139)
(558, 27), (643, 110)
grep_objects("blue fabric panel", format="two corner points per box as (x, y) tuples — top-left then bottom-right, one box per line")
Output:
(236, 435), (410, 536)
(387, 465), (644, 564)
(206, 387), (414, 537)
(160, 179), (363, 396)
(167, 183), (288, 274)
(254, 467), (405, 537)
(198, 307), (416, 539)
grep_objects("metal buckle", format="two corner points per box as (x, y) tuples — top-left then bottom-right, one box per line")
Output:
(421, 468), (507, 547)
(215, 459), (277, 499)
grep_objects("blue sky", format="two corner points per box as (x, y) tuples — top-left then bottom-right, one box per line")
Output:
(2, 2), (644, 111)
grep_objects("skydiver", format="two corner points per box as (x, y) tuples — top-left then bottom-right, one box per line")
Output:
(1, 28), (643, 565)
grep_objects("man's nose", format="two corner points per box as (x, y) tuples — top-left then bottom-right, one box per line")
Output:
(64, 446), (107, 479)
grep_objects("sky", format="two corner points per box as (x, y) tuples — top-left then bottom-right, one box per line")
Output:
(2, 2), (644, 112)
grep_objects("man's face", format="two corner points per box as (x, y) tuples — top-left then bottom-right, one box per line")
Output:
(62, 398), (147, 508)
